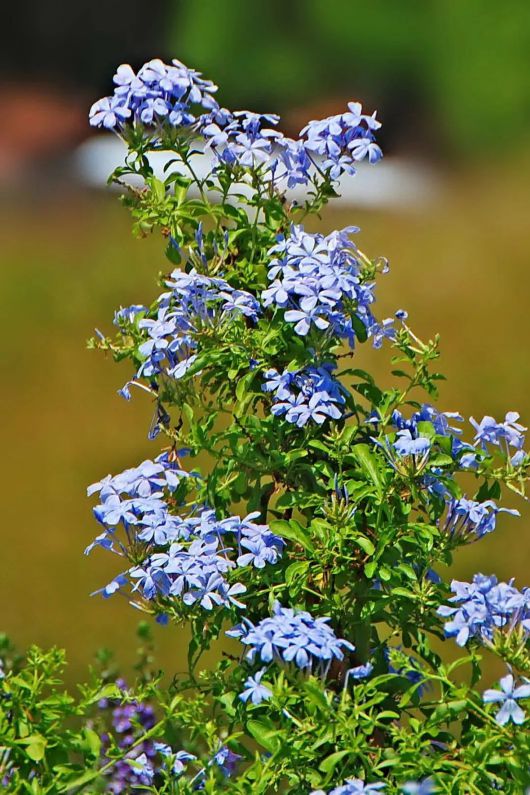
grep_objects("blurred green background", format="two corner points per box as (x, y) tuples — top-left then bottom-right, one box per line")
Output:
(1, 1), (529, 681)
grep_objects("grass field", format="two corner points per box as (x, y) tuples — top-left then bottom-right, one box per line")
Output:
(1, 160), (529, 681)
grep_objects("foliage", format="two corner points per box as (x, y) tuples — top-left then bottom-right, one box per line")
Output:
(3, 57), (530, 792)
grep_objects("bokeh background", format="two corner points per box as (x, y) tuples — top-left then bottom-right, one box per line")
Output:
(1, 0), (530, 681)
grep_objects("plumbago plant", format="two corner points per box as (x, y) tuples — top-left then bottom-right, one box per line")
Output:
(2, 57), (530, 793)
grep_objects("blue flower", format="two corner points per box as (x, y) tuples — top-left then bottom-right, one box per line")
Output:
(114, 304), (147, 327)
(284, 306), (330, 336)
(127, 752), (155, 784)
(89, 95), (131, 129)
(154, 743), (197, 776)
(402, 780), (435, 794)
(127, 269), (260, 385)
(210, 745), (241, 777)
(483, 672), (530, 725)
(393, 430), (431, 457)
(312, 779), (386, 794)
(239, 669), (272, 705)
(345, 663), (374, 682)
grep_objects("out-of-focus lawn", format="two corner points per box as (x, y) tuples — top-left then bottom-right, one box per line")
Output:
(1, 161), (529, 680)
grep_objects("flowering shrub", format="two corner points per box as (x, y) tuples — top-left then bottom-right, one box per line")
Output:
(2, 57), (530, 792)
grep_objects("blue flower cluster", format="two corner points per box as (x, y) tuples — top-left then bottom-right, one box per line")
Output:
(200, 101), (381, 182)
(129, 510), (283, 610)
(87, 465), (284, 613)
(441, 497), (519, 541)
(311, 779), (386, 795)
(262, 364), (346, 427)
(200, 109), (282, 170)
(470, 411), (526, 452)
(262, 225), (394, 347)
(391, 405), (464, 438)
(301, 101), (382, 178)
(438, 574), (530, 647)
(130, 536), (248, 611)
(384, 404), (464, 464)
(483, 671), (530, 726)
(89, 58), (218, 130)
(227, 602), (354, 675)
(122, 269), (259, 383)
(372, 403), (525, 486)
(89, 58), (384, 189)
(86, 455), (192, 555)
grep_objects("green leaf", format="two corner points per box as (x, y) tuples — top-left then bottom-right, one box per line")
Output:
(83, 727), (102, 757)
(364, 561), (377, 578)
(319, 749), (350, 773)
(433, 699), (468, 722)
(352, 535), (375, 556)
(59, 768), (102, 792)
(350, 444), (384, 496)
(269, 519), (315, 554)
(149, 176), (166, 201)
(285, 561), (309, 585)
(19, 734), (47, 762)
(303, 679), (330, 712)
(182, 403), (194, 424)
(350, 313), (368, 343)
(308, 439), (331, 454)
(89, 683), (123, 704)
(247, 719), (281, 753)
(379, 565), (391, 582)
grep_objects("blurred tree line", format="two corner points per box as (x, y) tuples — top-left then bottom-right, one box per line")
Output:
(1, 0), (529, 159)
(170, 0), (530, 158)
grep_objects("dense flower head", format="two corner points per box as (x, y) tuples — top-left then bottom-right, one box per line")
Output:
(438, 574), (530, 646)
(262, 363), (347, 427)
(124, 268), (259, 383)
(87, 486), (284, 613)
(300, 100), (383, 180)
(89, 58), (218, 130)
(199, 108), (282, 170)
(227, 602), (354, 674)
(85, 454), (195, 557)
(262, 225), (394, 347)
(441, 496), (519, 541)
